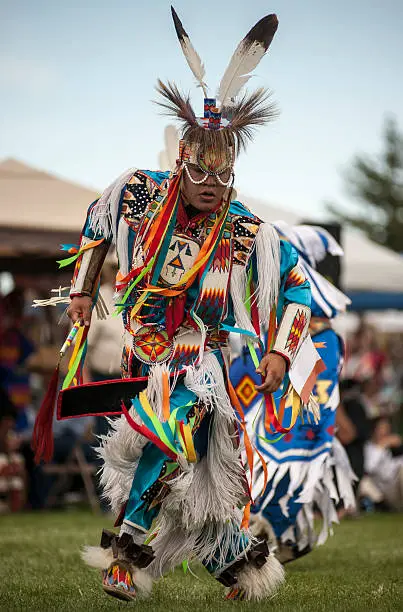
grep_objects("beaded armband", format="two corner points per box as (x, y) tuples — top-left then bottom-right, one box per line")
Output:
(271, 303), (311, 368)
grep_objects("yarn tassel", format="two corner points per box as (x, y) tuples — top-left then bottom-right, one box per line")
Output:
(31, 364), (60, 463)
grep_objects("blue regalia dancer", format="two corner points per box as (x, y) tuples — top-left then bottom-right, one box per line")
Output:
(32, 9), (324, 602)
(230, 222), (356, 563)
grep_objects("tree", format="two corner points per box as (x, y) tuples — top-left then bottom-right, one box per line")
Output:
(327, 117), (403, 253)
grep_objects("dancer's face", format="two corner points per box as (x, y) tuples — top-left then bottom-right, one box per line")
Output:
(181, 165), (230, 212)
(180, 145), (234, 212)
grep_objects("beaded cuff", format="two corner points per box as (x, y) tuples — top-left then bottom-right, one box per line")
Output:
(271, 303), (311, 367)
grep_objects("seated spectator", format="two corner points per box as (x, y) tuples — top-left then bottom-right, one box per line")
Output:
(363, 417), (403, 511)
(337, 379), (372, 493)
(0, 289), (34, 425)
(0, 387), (26, 512)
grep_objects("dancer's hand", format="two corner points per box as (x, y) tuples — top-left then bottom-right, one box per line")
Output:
(67, 296), (93, 327)
(255, 353), (287, 394)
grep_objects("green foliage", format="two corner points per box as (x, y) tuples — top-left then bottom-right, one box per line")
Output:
(0, 510), (402, 611)
(328, 117), (403, 252)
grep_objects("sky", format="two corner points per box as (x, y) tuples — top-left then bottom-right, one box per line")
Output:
(1, 0), (403, 219)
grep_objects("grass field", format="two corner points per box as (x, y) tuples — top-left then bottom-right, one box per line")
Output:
(0, 510), (402, 612)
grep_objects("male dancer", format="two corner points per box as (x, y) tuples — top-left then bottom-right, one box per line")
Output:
(34, 9), (322, 602)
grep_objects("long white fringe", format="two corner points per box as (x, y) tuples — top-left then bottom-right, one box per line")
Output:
(148, 435), (248, 574)
(229, 265), (257, 344)
(89, 168), (137, 242)
(184, 352), (247, 519)
(97, 407), (148, 515)
(148, 509), (252, 578)
(254, 223), (281, 328)
(116, 216), (131, 277)
(229, 222), (280, 343)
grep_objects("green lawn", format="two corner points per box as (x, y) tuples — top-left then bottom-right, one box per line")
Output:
(0, 510), (402, 612)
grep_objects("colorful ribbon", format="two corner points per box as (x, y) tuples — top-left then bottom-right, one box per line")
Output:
(122, 391), (199, 463)
(57, 238), (105, 268)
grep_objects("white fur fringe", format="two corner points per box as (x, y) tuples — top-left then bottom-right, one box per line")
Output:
(233, 553), (285, 600)
(97, 406), (148, 515)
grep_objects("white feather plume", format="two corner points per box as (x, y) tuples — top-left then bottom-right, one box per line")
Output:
(217, 14), (278, 109)
(171, 6), (208, 97)
(217, 46), (264, 109)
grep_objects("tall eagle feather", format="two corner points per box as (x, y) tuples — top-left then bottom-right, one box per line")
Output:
(171, 6), (208, 97)
(217, 14), (278, 109)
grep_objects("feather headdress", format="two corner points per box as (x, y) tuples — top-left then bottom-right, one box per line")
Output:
(156, 7), (279, 158)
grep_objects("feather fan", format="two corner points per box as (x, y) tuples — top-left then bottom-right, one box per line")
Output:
(217, 14), (278, 109)
(171, 6), (208, 97)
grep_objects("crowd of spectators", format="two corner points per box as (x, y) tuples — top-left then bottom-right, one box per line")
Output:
(339, 323), (403, 512)
(0, 266), (121, 514)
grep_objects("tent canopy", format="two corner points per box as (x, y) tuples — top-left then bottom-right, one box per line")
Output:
(0, 158), (98, 232)
(0, 158), (99, 271)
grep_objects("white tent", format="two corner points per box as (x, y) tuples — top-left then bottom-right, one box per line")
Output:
(341, 231), (403, 293)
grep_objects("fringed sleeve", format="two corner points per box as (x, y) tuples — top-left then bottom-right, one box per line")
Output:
(69, 169), (137, 298)
(270, 240), (311, 367)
